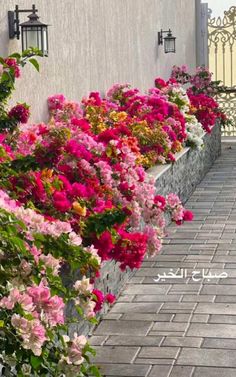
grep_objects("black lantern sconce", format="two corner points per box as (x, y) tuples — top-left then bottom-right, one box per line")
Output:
(8, 4), (48, 56)
(158, 29), (176, 53)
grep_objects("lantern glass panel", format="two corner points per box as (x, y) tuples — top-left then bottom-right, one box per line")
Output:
(164, 37), (176, 53)
(42, 27), (48, 56)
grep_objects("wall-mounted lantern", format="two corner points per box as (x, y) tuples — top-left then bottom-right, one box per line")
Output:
(8, 4), (48, 56)
(158, 29), (176, 53)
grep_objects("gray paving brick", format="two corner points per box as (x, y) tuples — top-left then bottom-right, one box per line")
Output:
(181, 295), (215, 302)
(201, 285), (236, 295)
(98, 364), (151, 377)
(209, 314), (236, 324)
(149, 331), (185, 337)
(148, 365), (171, 377)
(93, 346), (139, 363)
(202, 338), (236, 349)
(169, 366), (194, 377)
(192, 314), (209, 322)
(152, 322), (188, 332)
(105, 336), (163, 346)
(194, 367), (236, 377)
(89, 335), (107, 346)
(177, 347), (236, 367)
(138, 347), (179, 359)
(162, 337), (202, 348)
(134, 358), (175, 365)
(121, 313), (173, 321)
(173, 314), (191, 322)
(133, 294), (182, 302)
(110, 302), (161, 313)
(160, 303), (196, 314)
(122, 284), (170, 295)
(195, 303), (236, 315)
(94, 320), (151, 336)
(187, 323), (236, 338)
(104, 313), (122, 320)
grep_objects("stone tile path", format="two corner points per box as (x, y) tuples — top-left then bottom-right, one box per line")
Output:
(89, 142), (236, 377)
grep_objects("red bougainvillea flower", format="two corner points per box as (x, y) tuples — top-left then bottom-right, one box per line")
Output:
(8, 104), (30, 124)
(183, 210), (194, 221)
(92, 289), (105, 312)
(4, 58), (21, 78)
(105, 293), (116, 304)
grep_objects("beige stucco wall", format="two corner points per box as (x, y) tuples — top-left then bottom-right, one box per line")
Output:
(0, 0), (197, 122)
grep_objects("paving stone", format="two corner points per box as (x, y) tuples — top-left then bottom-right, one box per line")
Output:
(169, 366), (194, 377)
(191, 314), (209, 323)
(160, 303), (196, 313)
(138, 346), (179, 359)
(215, 295), (236, 303)
(173, 314), (191, 322)
(93, 346), (139, 363)
(187, 323), (236, 338)
(201, 285), (236, 295)
(117, 295), (135, 302)
(194, 367), (236, 377)
(177, 347), (236, 367)
(89, 335), (107, 346)
(110, 302), (161, 313)
(94, 320), (151, 336)
(181, 295), (215, 302)
(148, 365), (171, 377)
(149, 331), (185, 337)
(152, 322), (188, 332)
(104, 313), (122, 320)
(162, 337), (202, 348)
(122, 284), (170, 295)
(202, 338), (236, 349)
(209, 314), (236, 324)
(98, 364), (151, 377)
(169, 285), (200, 293)
(135, 358), (175, 365)
(105, 335), (163, 346)
(195, 303), (236, 315)
(121, 313), (173, 321)
(133, 294), (182, 302)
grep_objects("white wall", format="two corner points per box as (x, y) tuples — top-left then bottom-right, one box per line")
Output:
(0, 0), (197, 122)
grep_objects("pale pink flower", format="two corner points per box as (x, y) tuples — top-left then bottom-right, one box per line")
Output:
(68, 231), (82, 246)
(74, 277), (93, 295)
(19, 259), (32, 276)
(166, 193), (181, 208)
(40, 253), (61, 276)
(65, 334), (87, 365)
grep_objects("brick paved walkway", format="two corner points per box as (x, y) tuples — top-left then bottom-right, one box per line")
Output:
(90, 142), (236, 377)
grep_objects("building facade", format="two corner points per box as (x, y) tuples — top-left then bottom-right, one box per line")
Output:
(0, 0), (200, 122)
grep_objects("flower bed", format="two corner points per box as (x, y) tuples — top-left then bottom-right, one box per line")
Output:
(0, 54), (223, 376)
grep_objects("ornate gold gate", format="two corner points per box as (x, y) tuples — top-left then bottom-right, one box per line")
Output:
(208, 6), (236, 136)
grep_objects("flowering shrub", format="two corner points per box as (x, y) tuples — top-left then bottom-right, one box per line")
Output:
(171, 65), (228, 132)
(0, 55), (195, 376)
(0, 190), (103, 376)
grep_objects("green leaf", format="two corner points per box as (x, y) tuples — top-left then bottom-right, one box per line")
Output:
(30, 355), (42, 370)
(0, 320), (4, 327)
(89, 365), (102, 377)
(9, 53), (21, 59)
(29, 58), (40, 72)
